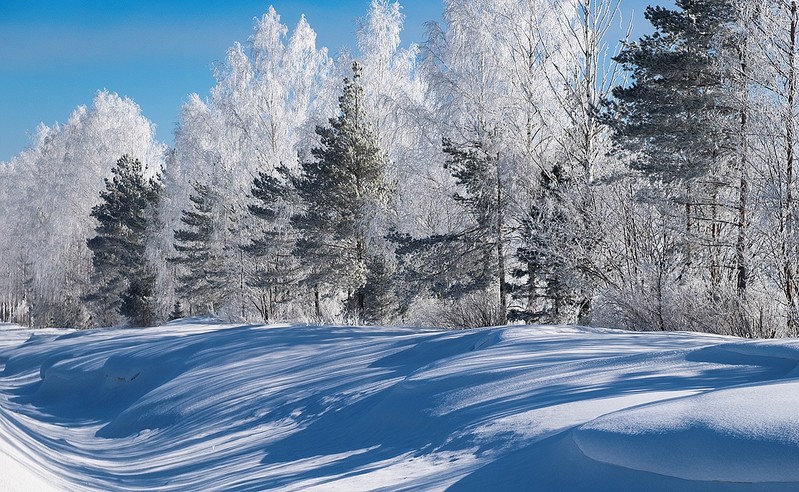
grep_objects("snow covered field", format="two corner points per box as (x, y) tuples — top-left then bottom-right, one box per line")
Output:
(2, 320), (799, 491)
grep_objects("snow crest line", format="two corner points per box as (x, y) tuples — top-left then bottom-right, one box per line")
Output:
(2, 323), (799, 490)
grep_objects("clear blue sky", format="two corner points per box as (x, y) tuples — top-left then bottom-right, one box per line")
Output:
(0, 0), (657, 163)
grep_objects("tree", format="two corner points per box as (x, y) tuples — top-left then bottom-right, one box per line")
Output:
(512, 164), (585, 323)
(441, 137), (507, 322)
(603, 0), (777, 335)
(411, 0), (583, 326)
(0, 92), (165, 327)
(246, 169), (301, 322)
(165, 7), (332, 321)
(291, 61), (392, 322)
(356, 0), (450, 244)
(605, 0), (741, 297)
(783, 0), (799, 333)
(392, 137), (507, 327)
(169, 182), (226, 316)
(751, 0), (799, 334)
(86, 155), (162, 326)
(607, 1), (738, 181)
(525, 0), (632, 324)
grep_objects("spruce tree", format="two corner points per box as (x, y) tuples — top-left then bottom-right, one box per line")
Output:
(512, 164), (581, 323)
(605, 0), (738, 180)
(291, 61), (391, 322)
(393, 137), (507, 326)
(246, 169), (300, 322)
(86, 155), (161, 327)
(169, 182), (226, 316)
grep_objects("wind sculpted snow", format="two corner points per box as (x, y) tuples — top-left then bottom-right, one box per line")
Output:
(2, 321), (799, 490)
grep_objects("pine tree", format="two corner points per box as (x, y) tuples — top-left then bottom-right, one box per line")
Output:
(606, 0), (738, 181)
(246, 169), (300, 322)
(443, 137), (506, 314)
(393, 137), (507, 326)
(168, 301), (185, 321)
(512, 164), (581, 323)
(603, 0), (758, 334)
(86, 155), (161, 326)
(604, 0), (740, 293)
(291, 61), (391, 322)
(169, 182), (226, 316)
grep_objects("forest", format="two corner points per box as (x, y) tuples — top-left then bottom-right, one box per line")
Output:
(1, 0), (798, 338)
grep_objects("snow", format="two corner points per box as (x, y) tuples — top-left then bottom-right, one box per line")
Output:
(2, 321), (799, 490)
(574, 341), (799, 483)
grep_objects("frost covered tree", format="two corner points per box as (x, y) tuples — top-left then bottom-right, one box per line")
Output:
(502, 0), (627, 323)
(547, 0), (626, 180)
(86, 155), (162, 327)
(165, 7), (332, 320)
(169, 182), (226, 316)
(0, 92), (164, 327)
(755, 0), (799, 334)
(512, 164), (581, 323)
(291, 62), (392, 322)
(246, 169), (302, 322)
(356, 0), (418, 148)
(405, 0), (515, 325)
(393, 0), (578, 326)
(355, 1), (435, 227)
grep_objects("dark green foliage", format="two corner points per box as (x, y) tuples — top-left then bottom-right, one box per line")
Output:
(170, 182), (226, 315)
(291, 61), (391, 322)
(511, 164), (584, 323)
(246, 168), (300, 322)
(168, 301), (185, 321)
(604, 0), (738, 181)
(393, 137), (504, 324)
(120, 277), (157, 326)
(86, 155), (161, 327)
(444, 138), (499, 234)
(392, 229), (494, 301)
(358, 255), (396, 325)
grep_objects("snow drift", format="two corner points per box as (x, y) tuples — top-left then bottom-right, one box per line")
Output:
(1, 321), (799, 491)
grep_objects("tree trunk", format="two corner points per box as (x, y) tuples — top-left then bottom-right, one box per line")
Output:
(357, 290), (365, 323)
(710, 186), (721, 290)
(495, 153), (508, 325)
(736, 35), (750, 297)
(314, 284), (321, 319)
(736, 173), (748, 295)
(240, 249), (246, 320)
(786, 0), (798, 334)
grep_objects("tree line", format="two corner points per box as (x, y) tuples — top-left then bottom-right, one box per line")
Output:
(2, 0), (799, 337)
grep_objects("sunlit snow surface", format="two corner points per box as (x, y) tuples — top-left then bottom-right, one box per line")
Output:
(2, 320), (799, 491)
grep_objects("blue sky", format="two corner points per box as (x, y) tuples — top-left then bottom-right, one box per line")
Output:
(0, 1), (657, 163)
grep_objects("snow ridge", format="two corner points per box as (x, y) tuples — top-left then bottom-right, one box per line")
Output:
(2, 322), (799, 491)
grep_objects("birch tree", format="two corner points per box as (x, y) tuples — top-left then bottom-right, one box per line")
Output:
(167, 7), (332, 320)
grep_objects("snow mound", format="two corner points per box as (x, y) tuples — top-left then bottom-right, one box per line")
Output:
(575, 352), (799, 483)
(3, 322), (799, 490)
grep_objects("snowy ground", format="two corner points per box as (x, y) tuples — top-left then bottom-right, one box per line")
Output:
(2, 320), (799, 490)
